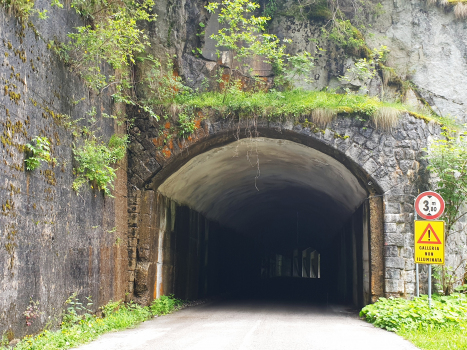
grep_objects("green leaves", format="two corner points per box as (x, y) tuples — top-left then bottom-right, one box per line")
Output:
(8, 295), (183, 350)
(149, 295), (184, 316)
(206, 0), (314, 91)
(360, 294), (467, 332)
(65, 0), (154, 92)
(178, 113), (196, 138)
(424, 133), (467, 234)
(24, 136), (55, 171)
(72, 134), (128, 197)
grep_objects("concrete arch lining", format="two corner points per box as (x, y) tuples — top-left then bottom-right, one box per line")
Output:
(158, 137), (368, 235)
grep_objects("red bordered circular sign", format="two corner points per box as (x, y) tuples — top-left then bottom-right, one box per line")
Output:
(415, 191), (445, 220)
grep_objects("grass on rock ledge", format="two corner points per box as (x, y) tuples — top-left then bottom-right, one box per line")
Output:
(2, 296), (183, 350)
(174, 90), (456, 129)
(360, 293), (467, 350)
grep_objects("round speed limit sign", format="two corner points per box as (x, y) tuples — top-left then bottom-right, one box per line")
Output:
(415, 191), (445, 220)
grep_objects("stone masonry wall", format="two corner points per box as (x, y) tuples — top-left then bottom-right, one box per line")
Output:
(128, 110), (452, 300)
(0, 2), (128, 340)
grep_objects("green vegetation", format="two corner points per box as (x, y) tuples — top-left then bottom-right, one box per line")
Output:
(62, 0), (159, 119)
(174, 90), (439, 129)
(360, 294), (467, 350)
(322, 19), (366, 52)
(72, 134), (128, 197)
(398, 325), (467, 350)
(205, 0), (314, 94)
(24, 136), (55, 171)
(423, 130), (467, 294)
(2, 295), (183, 350)
(0, 0), (53, 20)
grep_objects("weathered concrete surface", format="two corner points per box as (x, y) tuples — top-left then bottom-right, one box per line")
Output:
(74, 298), (417, 350)
(0, 0), (128, 339)
(158, 138), (367, 234)
(129, 192), (259, 305)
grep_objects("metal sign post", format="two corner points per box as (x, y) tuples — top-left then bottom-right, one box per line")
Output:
(414, 205), (419, 298)
(414, 191), (446, 308)
(428, 265), (432, 308)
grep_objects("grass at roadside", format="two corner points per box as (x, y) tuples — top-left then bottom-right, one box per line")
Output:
(1, 295), (184, 350)
(360, 294), (467, 350)
(398, 324), (467, 350)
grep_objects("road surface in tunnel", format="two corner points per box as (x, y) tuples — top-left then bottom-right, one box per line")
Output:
(75, 297), (416, 350)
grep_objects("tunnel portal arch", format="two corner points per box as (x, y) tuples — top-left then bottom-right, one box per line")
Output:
(127, 113), (441, 306)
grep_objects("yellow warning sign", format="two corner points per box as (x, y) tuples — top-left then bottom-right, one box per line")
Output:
(414, 220), (445, 265)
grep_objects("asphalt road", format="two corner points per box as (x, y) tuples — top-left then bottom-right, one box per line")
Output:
(74, 297), (418, 350)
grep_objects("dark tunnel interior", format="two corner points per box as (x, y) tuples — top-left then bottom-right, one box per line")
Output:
(156, 138), (372, 307)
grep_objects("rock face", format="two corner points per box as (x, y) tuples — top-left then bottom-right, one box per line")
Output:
(196, 0), (467, 121)
(368, 0), (467, 122)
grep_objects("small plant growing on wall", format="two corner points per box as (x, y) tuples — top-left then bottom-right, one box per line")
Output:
(72, 134), (128, 197)
(24, 297), (41, 326)
(24, 136), (55, 171)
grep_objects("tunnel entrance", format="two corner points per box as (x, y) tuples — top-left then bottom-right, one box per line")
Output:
(134, 137), (383, 308)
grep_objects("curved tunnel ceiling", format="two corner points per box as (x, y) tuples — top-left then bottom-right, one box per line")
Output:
(158, 138), (368, 240)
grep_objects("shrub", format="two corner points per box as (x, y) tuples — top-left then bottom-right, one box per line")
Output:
(72, 134), (128, 197)
(150, 295), (184, 316)
(24, 136), (55, 171)
(360, 294), (467, 332)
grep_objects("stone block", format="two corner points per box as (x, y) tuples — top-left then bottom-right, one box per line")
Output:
(384, 233), (404, 246)
(402, 247), (413, 259)
(399, 160), (416, 173)
(384, 223), (397, 233)
(363, 158), (380, 175)
(384, 245), (399, 257)
(134, 263), (150, 295)
(385, 257), (405, 269)
(401, 270), (415, 283)
(407, 131), (419, 140)
(385, 214), (405, 223)
(128, 227), (138, 238)
(129, 270), (135, 282)
(366, 140), (378, 150)
(385, 202), (401, 214)
(396, 223), (407, 234)
(395, 149), (404, 160)
(128, 213), (139, 227)
(405, 282), (415, 294)
(405, 150), (415, 159)
(128, 237), (138, 247)
(385, 279), (404, 293)
(353, 134), (367, 145)
(137, 244), (151, 262)
(385, 268), (401, 279)
(383, 147), (394, 156)
(128, 247), (137, 260)
(398, 140), (411, 148)
(129, 258), (137, 270)
(405, 259), (415, 271)
(404, 233), (415, 247)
